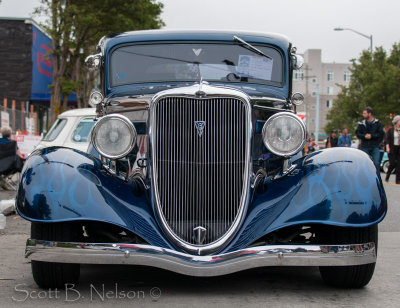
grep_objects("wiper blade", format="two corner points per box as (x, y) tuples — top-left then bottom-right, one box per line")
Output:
(233, 35), (272, 59)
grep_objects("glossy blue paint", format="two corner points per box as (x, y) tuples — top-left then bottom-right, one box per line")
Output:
(101, 30), (291, 100)
(17, 147), (387, 254)
(225, 147), (387, 252)
(16, 147), (173, 249)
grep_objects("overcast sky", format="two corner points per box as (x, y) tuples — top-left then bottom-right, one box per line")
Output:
(1, 0), (399, 63)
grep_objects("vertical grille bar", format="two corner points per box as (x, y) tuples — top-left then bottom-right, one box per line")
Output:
(154, 97), (247, 245)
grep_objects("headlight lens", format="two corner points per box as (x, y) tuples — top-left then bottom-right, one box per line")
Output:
(92, 114), (137, 159)
(262, 112), (306, 156)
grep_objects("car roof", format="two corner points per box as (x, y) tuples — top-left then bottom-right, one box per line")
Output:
(58, 108), (96, 118)
(102, 29), (291, 53)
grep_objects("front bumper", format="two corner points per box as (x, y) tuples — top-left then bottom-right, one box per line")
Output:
(25, 239), (376, 277)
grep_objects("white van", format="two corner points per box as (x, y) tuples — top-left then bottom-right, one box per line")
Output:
(35, 108), (96, 152)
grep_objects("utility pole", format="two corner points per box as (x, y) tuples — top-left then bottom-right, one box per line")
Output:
(303, 65), (318, 136)
(304, 65), (311, 132)
(314, 83), (320, 143)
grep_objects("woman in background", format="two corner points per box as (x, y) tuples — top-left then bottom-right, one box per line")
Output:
(384, 115), (400, 183)
(325, 130), (338, 148)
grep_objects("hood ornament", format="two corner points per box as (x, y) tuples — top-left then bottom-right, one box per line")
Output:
(194, 121), (205, 137)
(195, 78), (208, 97)
(193, 226), (207, 245)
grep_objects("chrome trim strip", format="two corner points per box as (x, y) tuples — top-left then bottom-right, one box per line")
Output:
(251, 97), (288, 111)
(149, 84), (252, 255)
(250, 97), (287, 103)
(253, 105), (290, 112)
(26, 239), (377, 277)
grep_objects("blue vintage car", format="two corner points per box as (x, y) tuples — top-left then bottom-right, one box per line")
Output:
(17, 30), (387, 289)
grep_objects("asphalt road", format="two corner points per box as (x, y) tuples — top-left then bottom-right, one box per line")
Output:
(0, 174), (399, 307)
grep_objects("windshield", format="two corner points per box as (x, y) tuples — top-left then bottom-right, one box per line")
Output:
(110, 43), (283, 87)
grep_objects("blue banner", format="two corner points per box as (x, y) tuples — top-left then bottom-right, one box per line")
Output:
(30, 24), (53, 101)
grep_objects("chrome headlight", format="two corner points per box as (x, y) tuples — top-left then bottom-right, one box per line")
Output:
(91, 114), (137, 159)
(262, 112), (306, 156)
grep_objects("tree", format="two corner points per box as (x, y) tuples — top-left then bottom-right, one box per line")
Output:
(35, 0), (164, 123)
(326, 44), (400, 135)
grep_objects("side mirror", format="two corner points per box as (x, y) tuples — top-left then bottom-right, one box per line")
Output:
(291, 92), (304, 106)
(89, 90), (103, 107)
(292, 54), (304, 70)
(85, 53), (102, 70)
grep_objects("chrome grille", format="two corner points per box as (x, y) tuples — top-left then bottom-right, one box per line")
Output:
(152, 96), (248, 248)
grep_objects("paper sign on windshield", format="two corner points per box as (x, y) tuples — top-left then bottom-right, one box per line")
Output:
(237, 55), (273, 80)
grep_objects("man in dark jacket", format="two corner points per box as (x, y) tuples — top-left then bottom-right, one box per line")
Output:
(355, 107), (385, 171)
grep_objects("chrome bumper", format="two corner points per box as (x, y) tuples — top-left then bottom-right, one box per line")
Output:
(25, 239), (376, 277)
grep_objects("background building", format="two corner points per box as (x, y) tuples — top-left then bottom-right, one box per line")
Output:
(293, 49), (351, 140)
(0, 17), (53, 134)
(0, 17), (76, 134)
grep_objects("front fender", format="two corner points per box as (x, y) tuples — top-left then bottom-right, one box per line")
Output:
(16, 147), (173, 249)
(225, 148), (387, 252)
(17, 147), (387, 254)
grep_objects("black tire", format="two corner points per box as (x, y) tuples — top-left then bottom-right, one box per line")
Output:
(319, 225), (378, 288)
(382, 161), (389, 174)
(31, 222), (81, 289)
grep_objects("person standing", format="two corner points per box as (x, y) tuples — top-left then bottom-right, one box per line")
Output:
(384, 115), (400, 183)
(356, 107), (385, 171)
(306, 137), (318, 154)
(325, 130), (338, 148)
(337, 128), (351, 147)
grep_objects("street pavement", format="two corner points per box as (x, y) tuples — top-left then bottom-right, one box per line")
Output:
(0, 174), (399, 307)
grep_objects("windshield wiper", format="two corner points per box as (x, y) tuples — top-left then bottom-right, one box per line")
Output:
(233, 35), (272, 59)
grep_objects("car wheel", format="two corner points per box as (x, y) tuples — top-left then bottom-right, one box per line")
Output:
(31, 222), (81, 289)
(319, 225), (377, 288)
(382, 161), (389, 174)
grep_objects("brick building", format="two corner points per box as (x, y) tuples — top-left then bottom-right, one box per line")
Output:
(0, 17), (55, 134)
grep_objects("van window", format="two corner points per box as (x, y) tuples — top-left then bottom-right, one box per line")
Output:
(72, 118), (96, 143)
